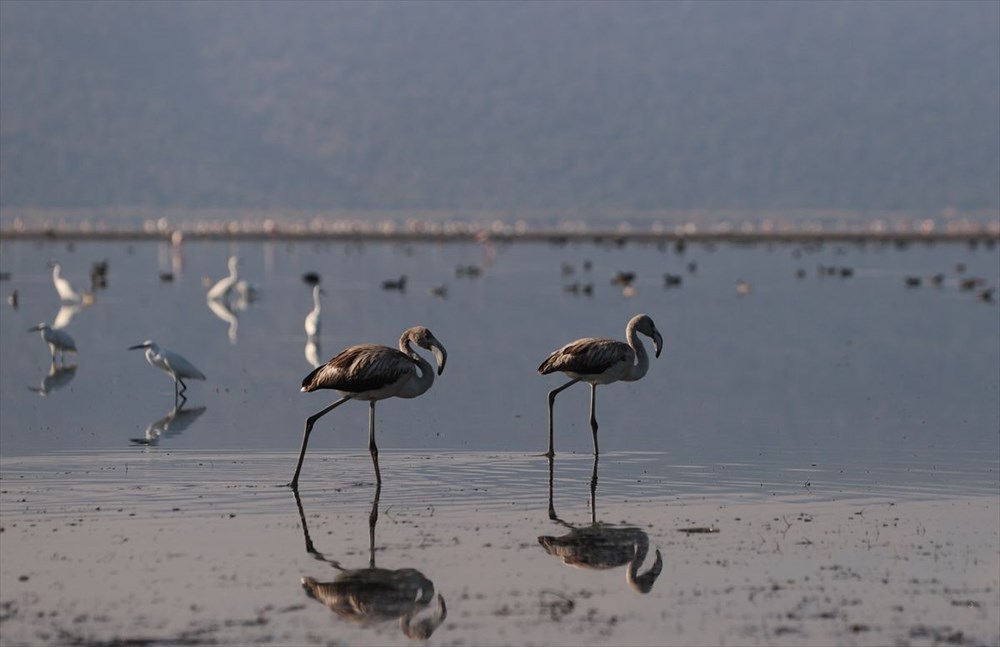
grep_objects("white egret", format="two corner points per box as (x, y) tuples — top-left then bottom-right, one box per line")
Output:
(305, 285), (324, 341)
(291, 326), (447, 488)
(207, 256), (239, 301)
(29, 322), (77, 364)
(538, 314), (662, 457)
(128, 340), (206, 404)
(50, 262), (94, 304)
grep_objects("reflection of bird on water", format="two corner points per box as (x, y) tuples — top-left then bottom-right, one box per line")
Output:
(290, 326), (448, 489)
(131, 404), (207, 446)
(305, 338), (322, 369)
(538, 313), (662, 457)
(128, 340), (206, 405)
(206, 296), (239, 344)
(50, 262), (95, 304)
(540, 456), (663, 594)
(28, 362), (77, 396)
(297, 487), (447, 640)
(52, 301), (91, 330)
(305, 285), (324, 341)
(207, 256), (240, 301)
(29, 322), (77, 364)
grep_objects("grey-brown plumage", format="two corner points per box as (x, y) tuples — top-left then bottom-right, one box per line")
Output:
(538, 338), (633, 377)
(290, 326), (448, 489)
(538, 314), (663, 457)
(302, 344), (418, 395)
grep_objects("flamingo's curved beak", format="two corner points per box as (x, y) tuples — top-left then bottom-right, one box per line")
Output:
(431, 343), (447, 376)
(652, 330), (663, 359)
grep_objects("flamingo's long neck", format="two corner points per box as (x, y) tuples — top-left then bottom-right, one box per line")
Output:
(623, 320), (650, 382)
(397, 336), (434, 398)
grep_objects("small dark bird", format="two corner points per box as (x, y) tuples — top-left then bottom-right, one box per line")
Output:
(674, 239), (686, 254)
(428, 284), (448, 299)
(382, 275), (407, 292)
(582, 260), (593, 272)
(686, 262), (698, 274)
(838, 268), (854, 278)
(663, 274), (682, 288)
(611, 271), (636, 287)
(904, 276), (922, 287)
(560, 263), (575, 277)
(159, 272), (174, 282)
(955, 263), (967, 274)
(302, 271), (321, 286)
(960, 278), (985, 291)
(930, 273), (945, 287)
(795, 269), (807, 279)
(455, 264), (482, 278)
(90, 260), (109, 291)
(977, 288), (995, 303)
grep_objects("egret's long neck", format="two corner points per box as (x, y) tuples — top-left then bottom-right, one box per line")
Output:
(311, 289), (321, 314)
(623, 321), (650, 382)
(397, 338), (434, 398)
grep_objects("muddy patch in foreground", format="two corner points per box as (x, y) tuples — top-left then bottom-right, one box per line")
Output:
(1, 452), (997, 646)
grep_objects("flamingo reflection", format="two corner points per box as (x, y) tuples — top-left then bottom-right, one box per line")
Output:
(295, 487), (447, 640)
(28, 362), (77, 397)
(539, 457), (663, 594)
(130, 403), (207, 446)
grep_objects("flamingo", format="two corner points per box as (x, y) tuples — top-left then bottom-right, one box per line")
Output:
(128, 340), (206, 404)
(206, 256), (239, 301)
(538, 313), (662, 457)
(28, 322), (77, 364)
(290, 326), (447, 488)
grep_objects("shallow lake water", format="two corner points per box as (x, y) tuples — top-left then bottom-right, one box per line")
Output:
(1, 237), (998, 645)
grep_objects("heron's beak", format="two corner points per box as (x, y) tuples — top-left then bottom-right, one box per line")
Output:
(653, 330), (663, 358)
(430, 342), (447, 376)
(128, 344), (147, 351)
(27, 324), (41, 332)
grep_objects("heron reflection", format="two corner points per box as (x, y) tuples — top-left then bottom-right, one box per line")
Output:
(52, 301), (92, 330)
(539, 456), (663, 594)
(206, 295), (239, 344)
(295, 487), (447, 640)
(305, 338), (322, 368)
(28, 362), (77, 397)
(130, 403), (206, 446)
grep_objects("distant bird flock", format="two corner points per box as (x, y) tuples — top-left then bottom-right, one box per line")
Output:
(6, 238), (997, 488)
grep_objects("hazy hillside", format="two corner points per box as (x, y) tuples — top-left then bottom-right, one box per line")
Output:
(1, 0), (997, 214)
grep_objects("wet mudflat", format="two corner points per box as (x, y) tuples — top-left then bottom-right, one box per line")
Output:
(1, 451), (997, 646)
(1, 237), (998, 645)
